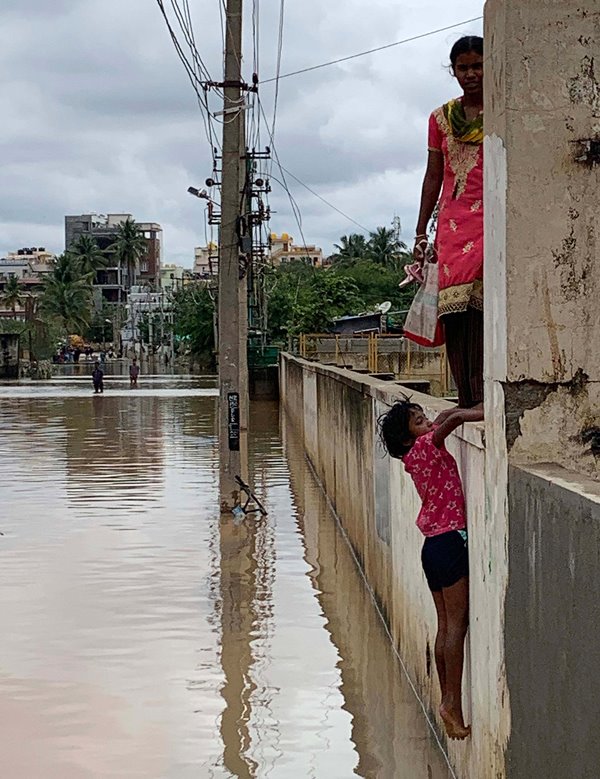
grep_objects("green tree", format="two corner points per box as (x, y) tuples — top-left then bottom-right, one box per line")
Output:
(366, 226), (408, 269)
(337, 259), (416, 312)
(172, 284), (216, 368)
(292, 272), (363, 334)
(332, 234), (368, 265)
(2, 275), (23, 313)
(266, 261), (365, 337)
(70, 233), (107, 278)
(40, 254), (93, 340)
(110, 218), (147, 288)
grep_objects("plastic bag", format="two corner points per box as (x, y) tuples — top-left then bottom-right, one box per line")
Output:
(403, 260), (445, 347)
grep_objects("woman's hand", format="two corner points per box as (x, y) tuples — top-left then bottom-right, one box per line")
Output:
(412, 236), (429, 265)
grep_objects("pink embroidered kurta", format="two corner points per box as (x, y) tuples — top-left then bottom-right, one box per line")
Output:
(402, 430), (467, 538)
(428, 103), (484, 316)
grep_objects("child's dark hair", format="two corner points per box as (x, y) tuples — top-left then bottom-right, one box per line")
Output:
(377, 397), (422, 459)
(449, 35), (484, 68)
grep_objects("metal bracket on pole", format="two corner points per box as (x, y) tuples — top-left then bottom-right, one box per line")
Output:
(232, 476), (267, 523)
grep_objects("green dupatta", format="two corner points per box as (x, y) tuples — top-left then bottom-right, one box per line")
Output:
(443, 99), (483, 144)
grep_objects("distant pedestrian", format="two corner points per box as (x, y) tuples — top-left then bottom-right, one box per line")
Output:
(129, 357), (140, 388)
(92, 362), (104, 394)
(378, 398), (481, 741)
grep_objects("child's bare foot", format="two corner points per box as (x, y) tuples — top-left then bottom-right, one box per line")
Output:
(440, 702), (471, 740)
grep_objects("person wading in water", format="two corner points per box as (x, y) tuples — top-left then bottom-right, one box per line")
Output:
(414, 36), (485, 423)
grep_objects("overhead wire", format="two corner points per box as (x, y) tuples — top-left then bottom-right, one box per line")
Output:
(155, 0), (220, 155)
(279, 165), (370, 234)
(257, 97), (312, 254)
(260, 16), (483, 84)
(269, 0), (285, 148)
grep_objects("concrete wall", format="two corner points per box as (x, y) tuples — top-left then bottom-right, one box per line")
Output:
(483, 2), (600, 776)
(485, 0), (600, 479)
(505, 464), (600, 779)
(282, 350), (600, 778)
(280, 353), (496, 778)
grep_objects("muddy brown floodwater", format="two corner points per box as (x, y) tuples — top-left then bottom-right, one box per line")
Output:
(0, 373), (452, 778)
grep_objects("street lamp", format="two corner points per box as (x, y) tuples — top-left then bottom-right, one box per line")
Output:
(187, 186), (209, 200)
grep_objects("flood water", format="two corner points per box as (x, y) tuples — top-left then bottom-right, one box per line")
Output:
(0, 372), (452, 778)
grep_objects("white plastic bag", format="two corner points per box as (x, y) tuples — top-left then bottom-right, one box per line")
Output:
(403, 260), (443, 347)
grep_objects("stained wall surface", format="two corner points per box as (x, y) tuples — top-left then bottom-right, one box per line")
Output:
(485, 0), (600, 478)
(280, 354), (501, 779)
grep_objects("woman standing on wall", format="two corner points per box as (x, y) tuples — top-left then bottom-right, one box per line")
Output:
(414, 36), (484, 418)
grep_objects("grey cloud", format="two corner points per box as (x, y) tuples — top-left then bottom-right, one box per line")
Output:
(0, 0), (483, 263)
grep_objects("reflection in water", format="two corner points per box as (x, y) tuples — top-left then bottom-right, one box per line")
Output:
(0, 380), (450, 778)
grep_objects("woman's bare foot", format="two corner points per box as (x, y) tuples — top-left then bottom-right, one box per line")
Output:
(440, 702), (471, 740)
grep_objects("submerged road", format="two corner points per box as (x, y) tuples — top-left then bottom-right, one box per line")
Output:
(0, 372), (451, 778)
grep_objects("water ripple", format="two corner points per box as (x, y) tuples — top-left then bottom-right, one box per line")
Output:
(0, 382), (451, 778)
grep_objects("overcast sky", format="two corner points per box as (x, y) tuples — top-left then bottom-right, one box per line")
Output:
(0, 0), (483, 267)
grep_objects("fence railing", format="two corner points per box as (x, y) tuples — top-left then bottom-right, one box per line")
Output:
(292, 333), (453, 398)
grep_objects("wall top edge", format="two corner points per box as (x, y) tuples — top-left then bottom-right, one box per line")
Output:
(513, 462), (600, 506)
(281, 353), (485, 450)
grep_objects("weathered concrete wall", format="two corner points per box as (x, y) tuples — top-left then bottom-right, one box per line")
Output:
(505, 464), (600, 779)
(484, 3), (600, 775)
(485, 0), (600, 478)
(280, 353), (494, 778)
(282, 354), (600, 777)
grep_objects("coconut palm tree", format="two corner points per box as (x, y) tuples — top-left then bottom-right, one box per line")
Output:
(2, 275), (23, 314)
(70, 233), (107, 279)
(332, 234), (368, 265)
(110, 218), (148, 289)
(40, 254), (94, 341)
(367, 226), (408, 269)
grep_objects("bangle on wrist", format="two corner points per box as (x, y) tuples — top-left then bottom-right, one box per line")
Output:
(415, 234), (428, 240)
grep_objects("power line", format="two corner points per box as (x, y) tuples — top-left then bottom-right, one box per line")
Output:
(261, 16), (483, 84)
(278, 165), (371, 234)
(258, 95), (370, 241)
(270, 0), (285, 146)
(155, 0), (217, 151)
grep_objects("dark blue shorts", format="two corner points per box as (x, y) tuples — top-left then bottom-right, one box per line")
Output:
(421, 530), (469, 592)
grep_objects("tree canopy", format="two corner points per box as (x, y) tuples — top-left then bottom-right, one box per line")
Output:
(40, 253), (93, 338)
(2, 275), (23, 313)
(110, 218), (147, 287)
(70, 233), (107, 278)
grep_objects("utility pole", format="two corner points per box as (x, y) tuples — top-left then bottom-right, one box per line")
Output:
(218, 0), (249, 510)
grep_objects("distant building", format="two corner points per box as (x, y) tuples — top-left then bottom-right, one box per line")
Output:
(121, 285), (172, 346)
(193, 243), (218, 278)
(192, 234), (324, 277)
(160, 263), (187, 292)
(0, 247), (57, 318)
(269, 233), (324, 267)
(64, 213), (163, 305)
(137, 222), (163, 288)
(5, 247), (56, 275)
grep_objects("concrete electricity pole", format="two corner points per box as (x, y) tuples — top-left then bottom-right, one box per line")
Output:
(218, 0), (249, 511)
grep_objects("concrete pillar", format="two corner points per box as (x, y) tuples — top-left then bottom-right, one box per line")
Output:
(485, 2), (600, 777)
(485, 0), (600, 476)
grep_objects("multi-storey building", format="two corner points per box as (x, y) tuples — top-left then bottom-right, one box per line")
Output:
(160, 264), (187, 292)
(193, 243), (218, 278)
(0, 247), (56, 319)
(269, 233), (324, 267)
(64, 213), (163, 306)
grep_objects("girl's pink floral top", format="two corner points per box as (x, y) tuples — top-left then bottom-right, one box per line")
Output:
(402, 430), (466, 537)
